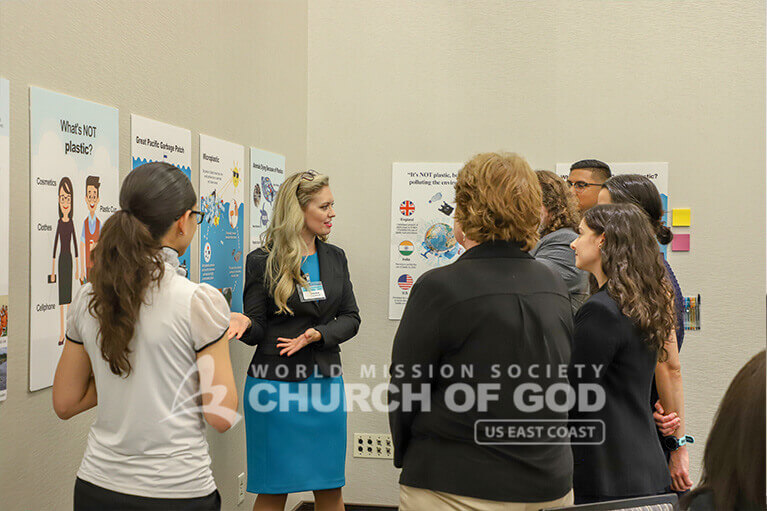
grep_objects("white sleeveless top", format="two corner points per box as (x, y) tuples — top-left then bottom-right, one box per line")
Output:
(65, 247), (230, 498)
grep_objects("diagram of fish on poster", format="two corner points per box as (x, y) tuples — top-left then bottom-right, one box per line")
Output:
(557, 161), (669, 258)
(250, 147), (285, 251)
(0, 78), (9, 400)
(131, 114), (193, 276)
(389, 162), (465, 320)
(199, 135), (245, 312)
(29, 87), (119, 391)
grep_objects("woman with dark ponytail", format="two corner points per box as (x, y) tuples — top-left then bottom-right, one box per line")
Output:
(568, 203), (678, 503)
(598, 174), (693, 493)
(53, 162), (238, 511)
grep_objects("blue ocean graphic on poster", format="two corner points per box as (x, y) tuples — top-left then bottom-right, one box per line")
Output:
(130, 115), (193, 276)
(199, 135), (245, 313)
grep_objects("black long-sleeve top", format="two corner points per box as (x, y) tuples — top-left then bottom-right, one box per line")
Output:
(569, 286), (671, 500)
(240, 239), (360, 381)
(388, 240), (574, 503)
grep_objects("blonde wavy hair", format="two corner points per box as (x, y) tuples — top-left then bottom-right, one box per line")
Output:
(454, 152), (542, 250)
(261, 170), (330, 315)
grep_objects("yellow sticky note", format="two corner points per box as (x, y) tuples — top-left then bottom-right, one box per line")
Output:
(672, 208), (691, 227)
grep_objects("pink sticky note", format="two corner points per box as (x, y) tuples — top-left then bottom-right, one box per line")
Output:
(671, 233), (690, 252)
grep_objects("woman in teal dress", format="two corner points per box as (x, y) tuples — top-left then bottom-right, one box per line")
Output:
(230, 170), (360, 511)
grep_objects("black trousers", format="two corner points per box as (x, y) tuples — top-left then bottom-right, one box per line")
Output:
(74, 478), (221, 511)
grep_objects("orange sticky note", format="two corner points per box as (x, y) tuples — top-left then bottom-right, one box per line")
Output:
(672, 208), (691, 227)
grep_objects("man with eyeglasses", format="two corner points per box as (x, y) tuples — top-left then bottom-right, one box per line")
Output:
(567, 159), (612, 212)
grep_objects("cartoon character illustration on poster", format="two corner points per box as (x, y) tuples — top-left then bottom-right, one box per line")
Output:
(50, 177), (79, 345)
(80, 176), (101, 283)
(232, 165), (240, 188)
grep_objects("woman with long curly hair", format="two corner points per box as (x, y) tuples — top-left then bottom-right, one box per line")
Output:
(568, 203), (676, 504)
(229, 170), (360, 511)
(598, 174), (692, 494)
(531, 170), (588, 313)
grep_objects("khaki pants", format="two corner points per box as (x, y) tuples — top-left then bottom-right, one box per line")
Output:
(399, 485), (574, 511)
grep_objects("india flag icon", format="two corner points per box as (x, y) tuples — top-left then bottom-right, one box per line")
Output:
(399, 240), (414, 256)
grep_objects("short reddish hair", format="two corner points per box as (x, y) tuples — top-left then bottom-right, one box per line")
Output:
(454, 152), (542, 250)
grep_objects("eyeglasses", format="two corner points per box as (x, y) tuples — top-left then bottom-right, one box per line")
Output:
(177, 210), (204, 224)
(59, 194), (72, 204)
(301, 169), (319, 181)
(566, 180), (602, 191)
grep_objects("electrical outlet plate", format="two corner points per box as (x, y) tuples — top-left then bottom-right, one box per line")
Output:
(237, 472), (245, 505)
(353, 433), (393, 459)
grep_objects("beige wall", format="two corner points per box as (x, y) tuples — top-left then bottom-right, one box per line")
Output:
(0, 1), (307, 510)
(307, 0), (766, 506)
(1, 1), (765, 510)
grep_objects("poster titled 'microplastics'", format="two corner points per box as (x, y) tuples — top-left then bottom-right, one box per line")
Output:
(199, 134), (245, 312)
(29, 87), (119, 391)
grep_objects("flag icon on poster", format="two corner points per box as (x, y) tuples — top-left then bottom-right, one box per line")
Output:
(398, 274), (414, 291)
(399, 241), (414, 256)
(400, 200), (415, 216)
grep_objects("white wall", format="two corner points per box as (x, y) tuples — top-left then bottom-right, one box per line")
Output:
(307, 0), (766, 506)
(0, 1), (307, 510)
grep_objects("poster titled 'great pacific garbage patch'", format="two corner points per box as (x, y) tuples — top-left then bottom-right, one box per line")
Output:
(131, 114), (193, 276)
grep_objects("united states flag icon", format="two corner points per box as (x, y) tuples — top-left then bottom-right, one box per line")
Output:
(398, 274), (413, 290)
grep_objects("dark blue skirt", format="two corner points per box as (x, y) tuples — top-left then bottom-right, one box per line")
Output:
(243, 374), (346, 494)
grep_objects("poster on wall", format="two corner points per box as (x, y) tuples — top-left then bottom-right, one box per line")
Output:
(131, 114), (193, 276)
(199, 134), (245, 312)
(556, 162), (669, 258)
(0, 78), (9, 401)
(389, 162), (465, 320)
(29, 87), (119, 391)
(249, 147), (285, 251)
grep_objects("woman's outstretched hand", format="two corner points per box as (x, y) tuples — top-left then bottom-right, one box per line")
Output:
(277, 328), (322, 357)
(227, 312), (252, 340)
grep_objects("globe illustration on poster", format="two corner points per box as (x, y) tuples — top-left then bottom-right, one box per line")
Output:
(421, 223), (461, 260)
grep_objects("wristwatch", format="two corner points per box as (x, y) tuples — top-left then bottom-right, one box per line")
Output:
(662, 435), (695, 451)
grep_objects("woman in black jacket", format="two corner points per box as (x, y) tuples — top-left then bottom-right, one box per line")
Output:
(230, 170), (360, 511)
(389, 152), (575, 510)
(568, 203), (676, 504)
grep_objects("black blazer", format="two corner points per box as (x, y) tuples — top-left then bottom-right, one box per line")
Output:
(240, 239), (361, 382)
(388, 240), (574, 503)
(568, 287), (671, 501)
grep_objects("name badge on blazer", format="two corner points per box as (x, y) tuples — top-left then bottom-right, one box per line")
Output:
(297, 281), (326, 302)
